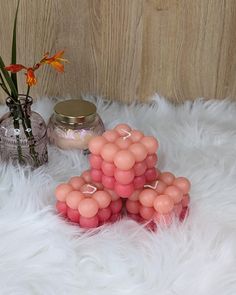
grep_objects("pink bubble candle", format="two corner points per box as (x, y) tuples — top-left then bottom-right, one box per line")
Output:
(125, 172), (191, 228)
(55, 171), (123, 228)
(88, 124), (159, 198)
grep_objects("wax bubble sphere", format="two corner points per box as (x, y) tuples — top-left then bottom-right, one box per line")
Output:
(140, 206), (155, 220)
(114, 168), (135, 185)
(159, 172), (175, 185)
(153, 195), (174, 214)
(103, 130), (119, 142)
(139, 189), (157, 207)
(93, 191), (111, 208)
(142, 136), (159, 154)
(55, 183), (73, 202)
(69, 176), (86, 190)
(116, 137), (132, 149)
(129, 143), (148, 162)
(91, 169), (103, 182)
(101, 143), (119, 162)
(67, 208), (80, 223)
(98, 207), (112, 222)
(134, 161), (147, 176)
(89, 154), (103, 170)
(78, 198), (99, 218)
(173, 177), (191, 195)
(126, 200), (140, 214)
(66, 191), (84, 209)
(130, 130), (144, 142)
(114, 150), (136, 170)
(101, 161), (115, 176)
(88, 136), (107, 155)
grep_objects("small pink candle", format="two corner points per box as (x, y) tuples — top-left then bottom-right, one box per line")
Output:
(127, 170), (191, 226)
(55, 173), (123, 228)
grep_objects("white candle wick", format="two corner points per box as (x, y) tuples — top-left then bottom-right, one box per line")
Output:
(82, 184), (97, 194)
(144, 181), (159, 190)
(121, 129), (132, 140)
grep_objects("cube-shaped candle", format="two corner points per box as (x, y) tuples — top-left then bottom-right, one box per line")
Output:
(125, 171), (191, 226)
(55, 170), (123, 228)
(88, 124), (159, 198)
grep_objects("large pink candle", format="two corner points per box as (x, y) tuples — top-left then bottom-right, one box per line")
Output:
(88, 124), (159, 198)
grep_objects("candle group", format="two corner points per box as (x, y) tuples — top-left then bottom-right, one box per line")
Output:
(88, 124), (159, 198)
(55, 123), (191, 229)
(55, 171), (123, 228)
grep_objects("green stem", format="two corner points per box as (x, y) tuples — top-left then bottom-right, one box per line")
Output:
(23, 87), (40, 166)
(0, 72), (11, 96)
(26, 85), (30, 98)
(12, 109), (24, 165)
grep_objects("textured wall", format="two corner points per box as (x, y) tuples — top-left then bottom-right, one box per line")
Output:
(0, 0), (236, 103)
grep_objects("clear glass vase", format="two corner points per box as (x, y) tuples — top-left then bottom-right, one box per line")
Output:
(0, 95), (48, 168)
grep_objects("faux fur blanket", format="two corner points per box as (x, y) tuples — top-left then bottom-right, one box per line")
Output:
(0, 95), (236, 295)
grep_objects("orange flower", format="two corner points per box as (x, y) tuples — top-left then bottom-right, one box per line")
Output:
(25, 68), (37, 86)
(40, 50), (67, 72)
(5, 64), (37, 86)
(4, 50), (66, 88)
(5, 64), (26, 73)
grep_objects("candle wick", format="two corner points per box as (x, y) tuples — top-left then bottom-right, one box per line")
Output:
(144, 181), (158, 190)
(82, 184), (97, 194)
(121, 129), (131, 140)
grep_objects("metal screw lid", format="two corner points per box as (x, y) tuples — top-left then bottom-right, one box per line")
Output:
(54, 99), (97, 125)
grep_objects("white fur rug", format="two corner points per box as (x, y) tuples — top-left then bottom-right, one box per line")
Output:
(1, 95), (236, 295)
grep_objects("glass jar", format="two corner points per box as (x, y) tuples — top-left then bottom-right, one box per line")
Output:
(47, 99), (105, 152)
(0, 95), (48, 168)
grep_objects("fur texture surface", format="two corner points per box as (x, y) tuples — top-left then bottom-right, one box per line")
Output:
(0, 95), (236, 295)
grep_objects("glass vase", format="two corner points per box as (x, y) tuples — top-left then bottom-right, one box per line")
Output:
(0, 95), (48, 168)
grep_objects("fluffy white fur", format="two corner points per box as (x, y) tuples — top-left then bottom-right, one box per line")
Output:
(0, 95), (236, 295)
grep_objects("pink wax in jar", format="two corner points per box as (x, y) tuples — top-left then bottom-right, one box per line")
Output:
(47, 99), (105, 153)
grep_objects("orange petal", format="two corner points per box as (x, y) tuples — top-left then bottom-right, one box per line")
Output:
(49, 61), (64, 72)
(26, 69), (37, 86)
(42, 50), (65, 64)
(53, 50), (65, 59)
(5, 64), (26, 73)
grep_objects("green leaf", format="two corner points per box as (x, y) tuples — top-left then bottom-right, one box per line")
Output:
(0, 56), (18, 99)
(11, 0), (20, 93)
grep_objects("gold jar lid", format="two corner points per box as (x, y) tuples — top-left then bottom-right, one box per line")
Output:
(54, 99), (97, 125)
